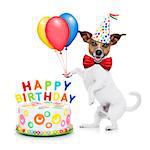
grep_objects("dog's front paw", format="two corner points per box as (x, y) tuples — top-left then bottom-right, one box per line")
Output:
(63, 72), (73, 78)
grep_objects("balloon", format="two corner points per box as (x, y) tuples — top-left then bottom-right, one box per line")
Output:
(45, 16), (70, 51)
(37, 17), (54, 49)
(60, 13), (78, 47)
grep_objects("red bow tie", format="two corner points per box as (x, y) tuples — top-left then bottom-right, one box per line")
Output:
(83, 55), (112, 71)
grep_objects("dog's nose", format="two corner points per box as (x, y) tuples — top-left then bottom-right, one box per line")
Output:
(96, 50), (102, 56)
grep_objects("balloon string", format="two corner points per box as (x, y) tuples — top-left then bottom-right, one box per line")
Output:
(65, 48), (68, 74)
(54, 51), (66, 73)
(60, 52), (67, 73)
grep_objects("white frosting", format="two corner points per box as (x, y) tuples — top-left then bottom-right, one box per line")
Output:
(17, 102), (71, 135)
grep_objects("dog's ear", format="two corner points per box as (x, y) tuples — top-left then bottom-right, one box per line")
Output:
(110, 34), (126, 46)
(78, 31), (92, 43)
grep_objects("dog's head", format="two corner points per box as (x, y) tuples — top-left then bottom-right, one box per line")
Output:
(79, 31), (126, 63)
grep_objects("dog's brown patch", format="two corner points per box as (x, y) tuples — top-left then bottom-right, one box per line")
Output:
(88, 39), (110, 56)
(79, 31), (126, 57)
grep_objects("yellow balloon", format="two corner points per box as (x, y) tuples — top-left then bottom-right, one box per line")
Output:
(37, 17), (53, 49)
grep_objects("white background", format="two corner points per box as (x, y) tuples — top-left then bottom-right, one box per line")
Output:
(0, 0), (149, 149)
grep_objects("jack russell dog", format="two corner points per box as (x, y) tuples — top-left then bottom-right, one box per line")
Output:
(65, 31), (141, 131)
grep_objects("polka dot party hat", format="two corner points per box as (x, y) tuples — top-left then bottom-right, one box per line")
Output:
(92, 13), (119, 44)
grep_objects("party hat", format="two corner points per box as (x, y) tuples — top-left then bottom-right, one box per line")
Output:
(92, 13), (119, 44)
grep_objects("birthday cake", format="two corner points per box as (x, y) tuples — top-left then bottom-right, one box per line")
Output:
(16, 102), (73, 136)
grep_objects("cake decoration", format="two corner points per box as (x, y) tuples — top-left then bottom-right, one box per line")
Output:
(16, 80), (76, 136)
(16, 102), (73, 136)
(15, 80), (76, 104)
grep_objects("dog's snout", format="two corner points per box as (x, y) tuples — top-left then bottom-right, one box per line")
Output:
(96, 50), (102, 56)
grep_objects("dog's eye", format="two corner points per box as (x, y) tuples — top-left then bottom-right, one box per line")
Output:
(102, 43), (109, 48)
(91, 41), (97, 46)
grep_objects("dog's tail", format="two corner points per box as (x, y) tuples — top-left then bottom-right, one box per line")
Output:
(126, 92), (141, 112)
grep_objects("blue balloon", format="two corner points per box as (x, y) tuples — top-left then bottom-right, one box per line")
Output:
(60, 13), (78, 47)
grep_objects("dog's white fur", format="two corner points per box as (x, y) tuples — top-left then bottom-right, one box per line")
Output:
(70, 65), (141, 131)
